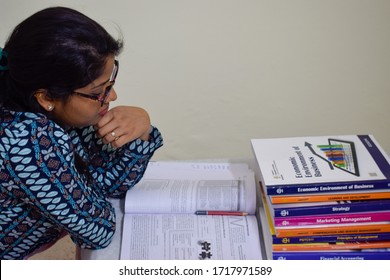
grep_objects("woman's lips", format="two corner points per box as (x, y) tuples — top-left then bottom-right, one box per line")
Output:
(99, 107), (109, 116)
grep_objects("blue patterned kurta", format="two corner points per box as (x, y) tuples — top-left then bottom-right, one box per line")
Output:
(0, 109), (163, 259)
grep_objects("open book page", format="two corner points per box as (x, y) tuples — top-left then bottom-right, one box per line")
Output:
(120, 214), (262, 260)
(145, 161), (251, 172)
(124, 164), (256, 214)
(120, 161), (262, 260)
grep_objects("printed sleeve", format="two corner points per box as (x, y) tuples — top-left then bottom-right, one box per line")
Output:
(4, 117), (117, 249)
(71, 125), (163, 198)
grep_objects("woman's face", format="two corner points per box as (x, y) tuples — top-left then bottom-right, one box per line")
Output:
(51, 56), (118, 128)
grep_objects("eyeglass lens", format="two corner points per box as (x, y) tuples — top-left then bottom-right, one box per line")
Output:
(99, 60), (119, 106)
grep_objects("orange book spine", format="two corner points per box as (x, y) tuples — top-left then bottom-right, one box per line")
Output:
(273, 241), (390, 251)
(274, 223), (390, 238)
(271, 192), (390, 204)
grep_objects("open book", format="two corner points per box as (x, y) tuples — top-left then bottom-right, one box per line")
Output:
(120, 161), (263, 260)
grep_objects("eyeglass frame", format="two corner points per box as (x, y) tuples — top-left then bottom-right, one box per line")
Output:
(73, 59), (119, 107)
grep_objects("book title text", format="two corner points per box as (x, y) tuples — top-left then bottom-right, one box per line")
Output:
(289, 146), (322, 178)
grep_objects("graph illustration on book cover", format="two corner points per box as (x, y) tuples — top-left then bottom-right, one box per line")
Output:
(306, 138), (359, 176)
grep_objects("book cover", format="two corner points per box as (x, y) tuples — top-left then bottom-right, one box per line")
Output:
(251, 135), (390, 196)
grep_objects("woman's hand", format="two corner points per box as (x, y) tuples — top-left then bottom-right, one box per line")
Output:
(95, 106), (151, 148)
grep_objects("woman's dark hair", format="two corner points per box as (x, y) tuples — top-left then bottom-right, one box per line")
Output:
(0, 6), (123, 112)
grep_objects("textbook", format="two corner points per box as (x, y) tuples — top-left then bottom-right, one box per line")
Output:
(273, 240), (390, 252)
(270, 190), (390, 204)
(251, 135), (390, 196)
(270, 199), (390, 217)
(272, 249), (390, 260)
(257, 194), (390, 259)
(271, 232), (390, 244)
(262, 189), (390, 238)
(274, 210), (390, 227)
(265, 191), (390, 218)
(273, 222), (390, 238)
(119, 161), (263, 260)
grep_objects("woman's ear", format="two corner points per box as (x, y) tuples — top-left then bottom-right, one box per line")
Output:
(34, 89), (55, 112)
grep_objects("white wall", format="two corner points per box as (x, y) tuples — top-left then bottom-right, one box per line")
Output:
(2, 0), (389, 160)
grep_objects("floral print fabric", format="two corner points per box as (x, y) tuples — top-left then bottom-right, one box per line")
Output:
(0, 109), (163, 259)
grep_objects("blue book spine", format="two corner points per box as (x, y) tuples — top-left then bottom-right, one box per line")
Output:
(273, 200), (390, 217)
(266, 180), (390, 196)
(273, 250), (390, 260)
(272, 232), (390, 244)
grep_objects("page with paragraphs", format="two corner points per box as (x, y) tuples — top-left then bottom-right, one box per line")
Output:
(120, 214), (262, 260)
(124, 168), (256, 215)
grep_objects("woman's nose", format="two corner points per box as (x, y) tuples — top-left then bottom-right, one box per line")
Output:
(107, 87), (118, 103)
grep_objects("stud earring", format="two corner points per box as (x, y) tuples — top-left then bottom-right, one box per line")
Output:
(47, 104), (54, 111)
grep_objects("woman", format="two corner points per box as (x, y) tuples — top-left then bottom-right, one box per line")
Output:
(0, 7), (163, 259)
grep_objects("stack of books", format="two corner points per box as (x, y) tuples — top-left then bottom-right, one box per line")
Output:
(251, 135), (390, 260)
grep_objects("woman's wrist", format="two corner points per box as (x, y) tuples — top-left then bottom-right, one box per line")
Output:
(139, 126), (152, 141)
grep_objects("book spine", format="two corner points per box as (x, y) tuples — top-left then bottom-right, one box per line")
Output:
(270, 191), (390, 204)
(272, 233), (390, 244)
(273, 241), (390, 251)
(274, 211), (390, 227)
(274, 223), (390, 238)
(273, 200), (390, 217)
(273, 251), (390, 260)
(266, 180), (390, 196)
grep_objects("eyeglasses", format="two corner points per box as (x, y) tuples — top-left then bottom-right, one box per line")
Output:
(73, 60), (119, 107)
